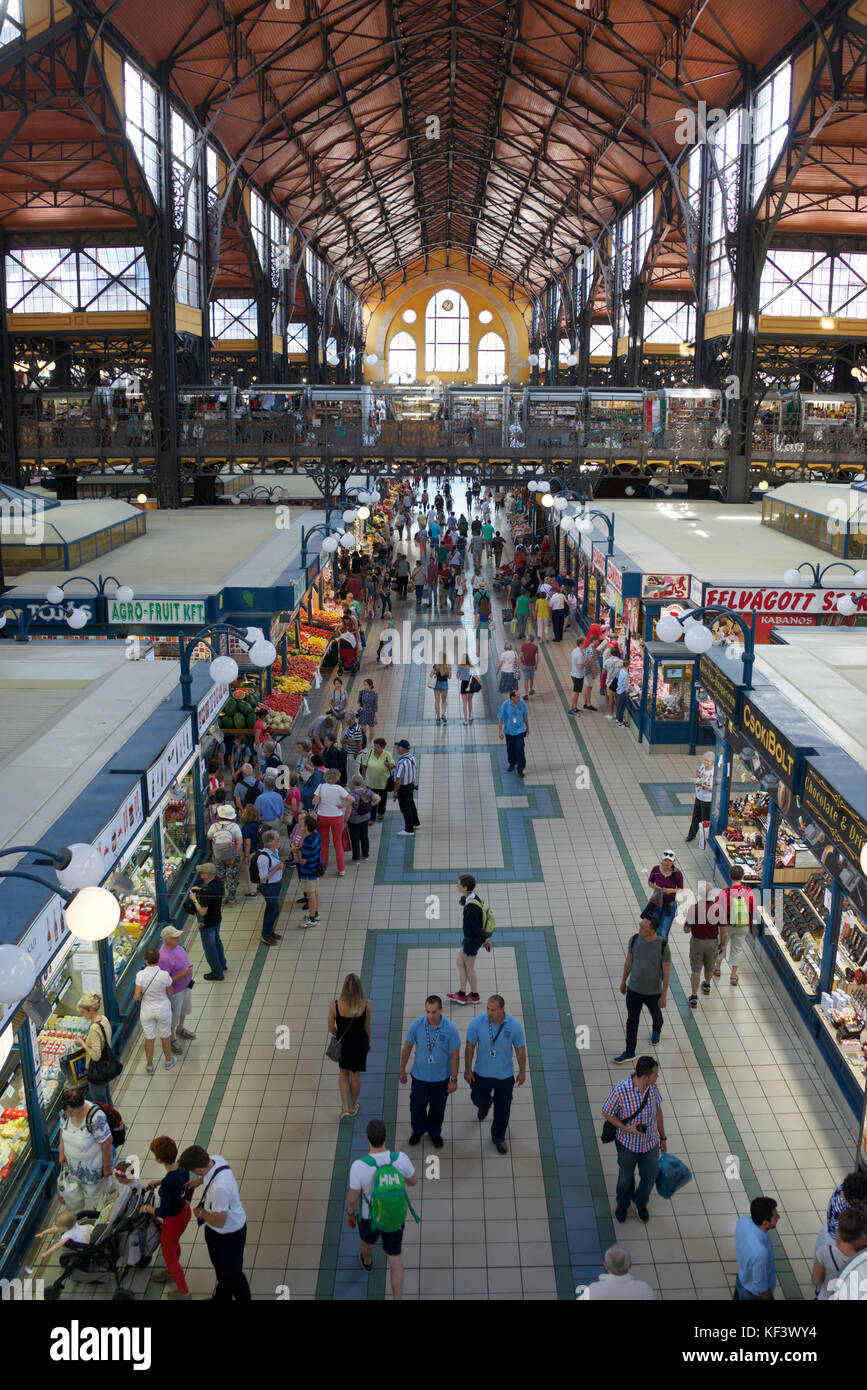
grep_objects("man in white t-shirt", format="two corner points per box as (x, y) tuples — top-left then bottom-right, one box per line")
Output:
(580, 1243), (656, 1300)
(549, 587), (567, 642)
(180, 1144), (250, 1301)
(347, 1119), (417, 1300)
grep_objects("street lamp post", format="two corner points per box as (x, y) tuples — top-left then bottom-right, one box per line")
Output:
(782, 561), (867, 618)
(43, 573), (135, 628)
(656, 604), (759, 690)
(177, 623), (276, 710)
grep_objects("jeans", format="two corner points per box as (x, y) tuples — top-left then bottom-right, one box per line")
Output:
(397, 575), (408, 598)
(86, 1080), (113, 1106)
(552, 609), (565, 641)
(204, 1223), (251, 1301)
(505, 732), (526, 773)
(348, 820), (370, 859)
(733, 1276), (762, 1301)
(259, 880), (281, 939)
(515, 614), (527, 638)
(656, 902), (677, 941)
(625, 988), (663, 1054)
(410, 1076), (450, 1137)
(415, 585), (424, 605)
(199, 923), (226, 977)
(397, 785), (419, 832)
(616, 690), (630, 724)
(470, 1073), (515, 1142)
(615, 1140), (659, 1211)
(380, 597), (392, 617)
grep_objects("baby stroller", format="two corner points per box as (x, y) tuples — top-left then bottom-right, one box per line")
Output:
(492, 562), (514, 593)
(338, 630), (360, 674)
(44, 1183), (162, 1302)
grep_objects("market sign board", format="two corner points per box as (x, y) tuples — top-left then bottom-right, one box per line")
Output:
(802, 760), (867, 876)
(697, 651), (743, 723)
(592, 544), (607, 574)
(146, 720), (195, 807)
(196, 683), (230, 738)
(19, 598), (98, 627)
(741, 696), (800, 787)
(107, 598), (207, 626)
(641, 574), (690, 601)
(605, 557), (623, 595)
(704, 585), (867, 617)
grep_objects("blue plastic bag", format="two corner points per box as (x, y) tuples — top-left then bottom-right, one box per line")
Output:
(655, 1152), (692, 1200)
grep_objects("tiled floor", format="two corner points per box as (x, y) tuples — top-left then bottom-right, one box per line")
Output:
(29, 509), (858, 1300)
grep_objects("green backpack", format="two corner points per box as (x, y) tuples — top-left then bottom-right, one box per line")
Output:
(362, 1153), (419, 1233)
(729, 887), (750, 927)
(480, 901), (496, 937)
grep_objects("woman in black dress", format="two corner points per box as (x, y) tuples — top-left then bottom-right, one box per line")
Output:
(327, 974), (371, 1118)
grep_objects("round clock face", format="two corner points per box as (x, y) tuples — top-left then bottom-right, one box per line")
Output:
(441, 299), (454, 312)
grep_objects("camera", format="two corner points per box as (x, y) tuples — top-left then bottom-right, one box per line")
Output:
(195, 1204), (206, 1226)
(635, 1122), (647, 1134)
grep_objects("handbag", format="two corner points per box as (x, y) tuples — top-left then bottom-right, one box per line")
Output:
(649, 886), (665, 907)
(426, 672), (438, 689)
(502, 606), (513, 622)
(183, 895), (198, 916)
(57, 1166), (85, 1209)
(86, 1022), (123, 1086)
(341, 825), (351, 852)
(326, 1003), (344, 1064)
(601, 1083), (651, 1144)
(469, 676), (482, 694)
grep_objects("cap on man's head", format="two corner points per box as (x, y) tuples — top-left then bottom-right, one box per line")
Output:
(160, 925), (182, 941)
(395, 739), (410, 750)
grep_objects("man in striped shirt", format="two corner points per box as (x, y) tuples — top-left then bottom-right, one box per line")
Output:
(602, 1056), (668, 1224)
(393, 740), (420, 837)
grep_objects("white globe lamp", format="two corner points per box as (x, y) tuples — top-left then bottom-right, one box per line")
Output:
(55, 843), (105, 893)
(656, 613), (684, 643)
(45, 585), (64, 604)
(248, 639), (277, 668)
(209, 655), (238, 684)
(685, 623), (714, 654)
(0, 945), (36, 1005)
(65, 886), (121, 941)
(114, 585), (134, 603)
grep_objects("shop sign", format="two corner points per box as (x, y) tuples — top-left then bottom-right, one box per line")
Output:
(741, 697), (799, 786)
(196, 683), (230, 738)
(146, 721), (195, 806)
(107, 598), (207, 626)
(704, 585), (867, 616)
(93, 782), (144, 869)
(579, 529), (593, 559)
(22, 598), (98, 627)
(592, 545), (607, 574)
(0, 895), (68, 1034)
(689, 576), (703, 607)
(802, 762), (867, 871)
(606, 558), (624, 596)
(697, 653), (741, 722)
(641, 574), (690, 600)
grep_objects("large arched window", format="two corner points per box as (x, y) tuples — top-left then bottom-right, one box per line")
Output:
(477, 331), (506, 383)
(425, 289), (469, 373)
(388, 331), (417, 383)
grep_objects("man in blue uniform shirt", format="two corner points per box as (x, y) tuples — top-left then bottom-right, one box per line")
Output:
(465, 994), (527, 1154)
(399, 996), (461, 1149)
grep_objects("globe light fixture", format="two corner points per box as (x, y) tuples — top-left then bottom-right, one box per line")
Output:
(656, 613), (684, 643)
(136, 493), (148, 504)
(245, 627), (265, 644)
(528, 353), (539, 366)
(854, 570), (867, 585)
(55, 843), (105, 893)
(566, 354), (578, 366)
(248, 639), (277, 668)
(837, 594), (858, 616)
(209, 654), (239, 684)
(402, 309), (417, 324)
(356, 506), (370, 521)
(339, 532), (357, 550)
(783, 569), (802, 585)
(553, 497), (569, 512)
(65, 886), (121, 941)
(66, 607), (89, 630)
(342, 508), (357, 525)
(625, 486), (635, 496)
(861, 840), (867, 876)
(45, 585), (64, 604)
(364, 353), (378, 365)
(685, 623), (714, 654)
(0, 944), (37, 1005)
(114, 584), (134, 603)
(321, 536), (339, 554)
(541, 492), (555, 508)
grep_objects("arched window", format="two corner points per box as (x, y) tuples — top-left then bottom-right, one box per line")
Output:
(425, 290), (469, 373)
(477, 331), (506, 383)
(388, 331), (417, 383)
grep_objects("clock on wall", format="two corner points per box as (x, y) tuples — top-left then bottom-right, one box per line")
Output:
(441, 299), (454, 312)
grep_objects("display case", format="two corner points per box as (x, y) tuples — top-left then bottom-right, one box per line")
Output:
(760, 870), (833, 998)
(446, 386), (507, 449)
(586, 389), (646, 447)
(306, 385), (370, 448)
(111, 829), (159, 991)
(753, 393), (800, 449)
(637, 641), (697, 747)
(0, 1030), (34, 1224)
(521, 388), (584, 449)
(161, 765), (199, 910)
(816, 898), (867, 1091)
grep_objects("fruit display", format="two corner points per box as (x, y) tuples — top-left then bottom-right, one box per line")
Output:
(38, 1014), (91, 1100)
(310, 604), (343, 629)
(219, 694), (259, 731)
(0, 1112), (29, 1182)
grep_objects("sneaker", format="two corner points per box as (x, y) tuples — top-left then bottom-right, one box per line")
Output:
(431, 1135), (444, 1149)
(614, 1205), (628, 1223)
(396, 830), (414, 837)
(637, 1206), (650, 1223)
(312, 914), (320, 924)
(604, 714), (614, 720)
(689, 995), (698, 1009)
(202, 973), (224, 981)
(516, 770), (525, 778)
(177, 1028), (196, 1040)
(506, 764), (515, 772)
(650, 1030), (661, 1045)
(467, 992), (481, 1003)
(567, 708), (577, 716)
(442, 718), (447, 724)
(165, 1287), (192, 1300)
(701, 982), (711, 996)
(165, 1057), (178, 1071)
(408, 1132), (422, 1146)
(337, 870), (345, 877)
(494, 1139), (508, 1154)
(152, 1269), (171, 1283)
(447, 990), (469, 1003)
(613, 1051), (635, 1065)
(302, 917), (316, 928)
(359, 1252), (373, 1274)
(145, 1064), (156, 1075)
(170, 1039), (184, 1055)
(435, 717), (441, 724)
(296, 896), (308, 905)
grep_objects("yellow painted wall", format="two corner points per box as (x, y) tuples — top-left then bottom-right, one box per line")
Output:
(363, 271), (531, 385)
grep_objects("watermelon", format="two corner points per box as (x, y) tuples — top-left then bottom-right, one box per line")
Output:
(225, 698), (237, 716)
(233, 712), (247, 728)
(245, 712), (255, 728)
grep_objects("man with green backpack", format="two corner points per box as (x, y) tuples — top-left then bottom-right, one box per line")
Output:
(347, 1119), (419, 1299)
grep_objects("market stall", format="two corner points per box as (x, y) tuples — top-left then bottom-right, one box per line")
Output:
(446, 386), (508, 450)
(305, 385), (371, 449)
(800, 392), (858, 454)
(520, 387), (584, 450)
(585, 389), (647, 448)
(658, 387), (721, 451)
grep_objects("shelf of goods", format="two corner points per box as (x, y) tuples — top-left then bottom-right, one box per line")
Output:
(718, 792), (820, 885)
(816, 904), (867, 1087)
(662, 391), (721, 433)
(113, 851), (158, 979)
(801, 395), (857, 428)
(760, 871), (831, 996)
(587, 395), (644, 438)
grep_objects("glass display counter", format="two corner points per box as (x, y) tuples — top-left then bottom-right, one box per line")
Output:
(161, 766), (199, 910)
(111, 830), (159, 990)
(816, 899), (867, 1091)
(637, 642), (697, 746)
(759, 870), (832, 998)
(0, 1032), (33, 1222)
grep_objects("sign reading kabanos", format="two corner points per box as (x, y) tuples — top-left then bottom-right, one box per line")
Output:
(741, 698), (798, 785)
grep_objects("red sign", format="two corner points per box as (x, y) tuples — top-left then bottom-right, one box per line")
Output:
(704, 585), (867, 616)
(606, 558), (623, 595)
(592, 545), (607, 574)
(642, 573), (690, 600)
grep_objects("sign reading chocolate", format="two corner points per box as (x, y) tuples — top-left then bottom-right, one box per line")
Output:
(697, 653), (740, 722)
(741, 698), (797, 785)
(802, 763), (867, 867)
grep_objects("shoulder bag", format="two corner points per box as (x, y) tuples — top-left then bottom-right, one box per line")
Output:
(326, 1001), (344, 1064)
(601, 1084), (652, 1145)
(86, 1021), (124, 1087)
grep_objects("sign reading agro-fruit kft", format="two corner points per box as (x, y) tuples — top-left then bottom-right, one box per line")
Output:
(107, 598), (207, 626)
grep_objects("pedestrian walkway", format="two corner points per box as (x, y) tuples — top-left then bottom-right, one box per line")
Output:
(29, 502), (857, 1300)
